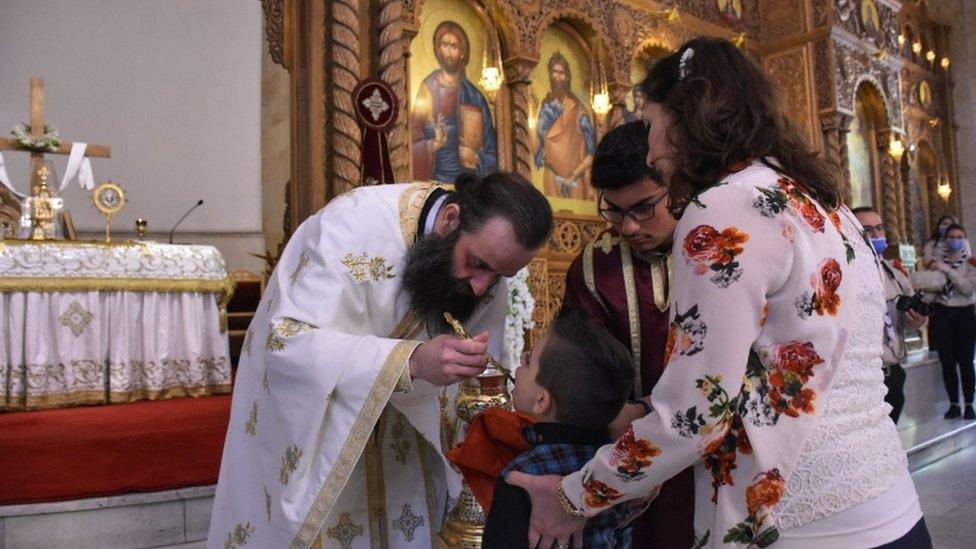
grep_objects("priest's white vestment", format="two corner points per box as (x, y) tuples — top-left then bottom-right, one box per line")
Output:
(207, 183), (509, 548)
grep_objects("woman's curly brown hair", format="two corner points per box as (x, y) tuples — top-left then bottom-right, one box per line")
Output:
(640, 37), (842, 217)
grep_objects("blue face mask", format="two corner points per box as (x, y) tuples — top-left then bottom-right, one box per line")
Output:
(870, 237), (888, 255)
(947, 238), (967, 252)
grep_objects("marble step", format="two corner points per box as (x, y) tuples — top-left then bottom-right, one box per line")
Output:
(904, 416), (976, 472)
(0, 486), (214, 549)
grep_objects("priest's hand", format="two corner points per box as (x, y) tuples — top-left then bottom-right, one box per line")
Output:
(506, 472), (586, 549)
(408, 332), (489, 385)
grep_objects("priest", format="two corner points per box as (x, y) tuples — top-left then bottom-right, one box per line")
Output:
(562, 121), (694, 548)
(207, 173), (552, 548)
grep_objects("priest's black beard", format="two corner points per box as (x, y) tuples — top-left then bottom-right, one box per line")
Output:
(401, 230), (489, 334)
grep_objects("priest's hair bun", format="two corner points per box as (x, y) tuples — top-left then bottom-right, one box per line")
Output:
(453, 173), (480, 194)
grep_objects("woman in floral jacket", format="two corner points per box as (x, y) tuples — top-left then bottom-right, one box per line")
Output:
(509, 38), (931, 548)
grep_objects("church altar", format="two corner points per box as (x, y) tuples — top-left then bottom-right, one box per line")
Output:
(0, 240), (235, 411)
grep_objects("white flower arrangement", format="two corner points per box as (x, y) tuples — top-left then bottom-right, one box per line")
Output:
(504, 267), (536, 369)
(11, 123), (60, 151)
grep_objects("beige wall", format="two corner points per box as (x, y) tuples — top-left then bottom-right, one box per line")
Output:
(934, 0), (976, 238)
(0, 0), (265, 273)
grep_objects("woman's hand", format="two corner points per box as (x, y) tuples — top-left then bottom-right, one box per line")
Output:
(505, 472), (587, 548)
(609, 401), (651, 439)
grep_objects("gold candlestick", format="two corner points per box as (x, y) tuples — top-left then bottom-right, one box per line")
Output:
(438, 312), (512, 548)
(135, 218), (148, 239)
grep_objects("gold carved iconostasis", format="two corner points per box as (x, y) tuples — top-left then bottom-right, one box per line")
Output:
(262, 0), (962, 331)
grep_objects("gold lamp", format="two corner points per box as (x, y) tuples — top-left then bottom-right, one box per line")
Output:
(926, 50), (936, 63)
(897, 34), (906, 47)
(941, 56), (951, 69)
(937, 177), (952, 201)
(912, 41), (923, 54)
(479, 46), (503, 103)
(888, 136), (905, 161)
(590, 58), (612, 118)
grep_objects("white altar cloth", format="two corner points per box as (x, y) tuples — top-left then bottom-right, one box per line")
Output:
(0, 240), (235, 411)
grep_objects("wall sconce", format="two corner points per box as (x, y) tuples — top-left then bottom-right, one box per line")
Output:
(591, 91), (612, 116)
(929, 117), (941, 127)
(937, 178), (952, 200)
(732, 33), (746, 48)
(888, 136), (905, 161)
(912, 41), (922, 54)
(897, 34), (906, 47)
(926, 50), (936, 63)
(590, 54), (611, 118)
(479, 67), (503, 102)
(479, 45), (503, 103)
(941, 57), (951, 69)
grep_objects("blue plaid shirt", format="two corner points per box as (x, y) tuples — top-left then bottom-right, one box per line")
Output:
(482, 423), (634, 548)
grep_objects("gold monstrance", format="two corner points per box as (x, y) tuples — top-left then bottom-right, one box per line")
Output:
(439, 313), (512, 548)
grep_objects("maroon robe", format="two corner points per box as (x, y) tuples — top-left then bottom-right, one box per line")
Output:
(563, 230), (695, 549)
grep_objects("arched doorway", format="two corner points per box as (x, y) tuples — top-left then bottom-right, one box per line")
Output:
(846, 81), (889, 210)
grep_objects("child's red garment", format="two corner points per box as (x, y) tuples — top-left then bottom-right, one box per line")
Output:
(445, 407), (535, 510)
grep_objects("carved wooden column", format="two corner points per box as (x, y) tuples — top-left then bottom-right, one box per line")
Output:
(901, 156), (918, 245)
(820, 112), (853, 204)
(877, 131), (903, 242)
(503, 55), (538, 181)
(326, 0), (364, 197)
(375, 0), (409, 181)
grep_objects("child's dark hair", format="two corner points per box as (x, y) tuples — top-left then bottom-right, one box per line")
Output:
(536, 308), (634, 430)
(590, 120), (663, 190)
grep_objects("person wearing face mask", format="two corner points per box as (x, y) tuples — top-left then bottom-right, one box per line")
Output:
(923, 214), (971, 268)
(508, 37), (931, 549)
(928, 224), (976, 420)
(853, 207), (927, 423)
(562, 120), (693, 548)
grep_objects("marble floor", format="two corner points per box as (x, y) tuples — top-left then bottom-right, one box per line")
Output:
(147, 447), (973, 549)
(913, 444), (976, 549)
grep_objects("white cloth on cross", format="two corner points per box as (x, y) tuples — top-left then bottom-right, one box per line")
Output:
(0, 142), (94, 200)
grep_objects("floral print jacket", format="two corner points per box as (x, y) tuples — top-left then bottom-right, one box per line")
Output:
(562, 159), (880, 548)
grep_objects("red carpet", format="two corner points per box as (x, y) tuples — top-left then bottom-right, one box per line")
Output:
(0, 395), (231, 505)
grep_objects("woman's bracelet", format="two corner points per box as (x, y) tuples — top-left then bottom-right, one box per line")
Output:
(629, 399), (653, 415)
(556, 482), (586, 518)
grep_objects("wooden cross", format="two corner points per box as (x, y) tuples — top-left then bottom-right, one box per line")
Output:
(0, 77), (111, 192)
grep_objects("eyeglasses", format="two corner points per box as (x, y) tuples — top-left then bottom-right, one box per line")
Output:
(598, 191), (669, 224)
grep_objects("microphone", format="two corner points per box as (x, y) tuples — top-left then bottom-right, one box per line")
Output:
(169, 199), (204, 244)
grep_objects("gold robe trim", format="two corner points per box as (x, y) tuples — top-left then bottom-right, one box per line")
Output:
(619, 242), (643, 397)
(397, 182), (447, 246)
(581, 241), (612, 318)
(289, 339), (422, 549)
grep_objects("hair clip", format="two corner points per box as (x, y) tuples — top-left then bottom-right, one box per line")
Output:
(678, 47), (695, 81)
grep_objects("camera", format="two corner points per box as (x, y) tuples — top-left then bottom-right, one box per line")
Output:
(896, 292), (935, 317)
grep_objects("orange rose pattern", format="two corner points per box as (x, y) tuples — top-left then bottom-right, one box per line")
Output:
(683, 225), (749, 288)
(796, 258), (843, 318)
(753, 177), (857, 263)
(724, 469), (785, 547)
(581, 472), (623, 509)
(765, 341), (825, 418)
(610, 426), (662, 482)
